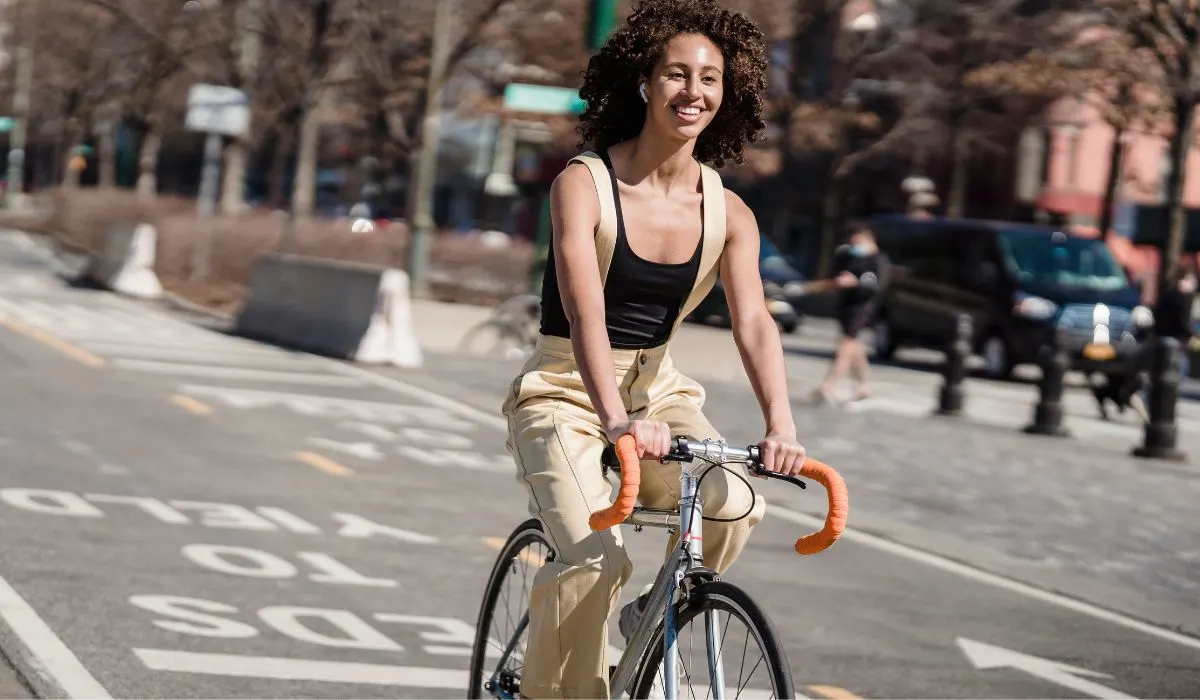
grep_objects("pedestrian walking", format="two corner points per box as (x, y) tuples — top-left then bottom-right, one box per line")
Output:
(808, 221), (891, 405)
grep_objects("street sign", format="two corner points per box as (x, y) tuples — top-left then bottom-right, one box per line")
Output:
(185, 83), (250, 138)
(0, 117), (13, 133)
(503, 83), (586, 115)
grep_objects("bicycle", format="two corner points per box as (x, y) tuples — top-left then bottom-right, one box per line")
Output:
(467, 434), (850, 699)
(457, 293), (542, 359)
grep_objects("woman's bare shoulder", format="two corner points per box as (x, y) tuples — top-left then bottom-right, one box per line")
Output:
(550, 161), (600, 238)
(552, 159), (598, 199)
(721, 187), (759, 242)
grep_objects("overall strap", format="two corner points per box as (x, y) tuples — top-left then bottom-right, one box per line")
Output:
(567, 151), (620, 286)
(672, 162), (727, 335)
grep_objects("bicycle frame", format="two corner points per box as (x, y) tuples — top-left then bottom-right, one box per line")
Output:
(607, 455), (712, 699)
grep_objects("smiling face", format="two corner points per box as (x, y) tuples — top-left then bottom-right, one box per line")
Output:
(641, 32), (725, 144)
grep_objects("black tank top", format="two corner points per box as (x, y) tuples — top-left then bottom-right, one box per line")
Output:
(539, 150), (704, 349)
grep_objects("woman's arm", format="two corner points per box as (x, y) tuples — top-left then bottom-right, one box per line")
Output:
(549, 166), (628, 433)
(720, 190), (806, 473)
(549, 166), (672, 456)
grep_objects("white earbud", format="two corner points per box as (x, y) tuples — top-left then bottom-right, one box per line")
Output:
(638, 82), (648, 103)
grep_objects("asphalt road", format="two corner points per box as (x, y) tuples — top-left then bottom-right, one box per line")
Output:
(0, 230), (1198, 699)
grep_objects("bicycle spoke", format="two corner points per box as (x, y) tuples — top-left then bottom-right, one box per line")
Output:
(737, 625), (748, 697)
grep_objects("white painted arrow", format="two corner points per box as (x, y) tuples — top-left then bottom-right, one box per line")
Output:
(956, 637), (1136, 699)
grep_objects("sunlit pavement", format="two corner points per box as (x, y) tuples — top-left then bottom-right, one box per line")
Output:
(0, 229), (1197, 699)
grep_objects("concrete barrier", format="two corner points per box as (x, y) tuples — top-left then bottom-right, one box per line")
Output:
(234, 253), (422, 367)
(82, 221), (163, 299)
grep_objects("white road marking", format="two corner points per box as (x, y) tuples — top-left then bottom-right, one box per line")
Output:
(767, 507), (1200, 652)
(330, 363), (1200, 653)
(133, 648), (468, 688)
(79, 343), (316, 367)
(0, 574), (111, 698)
(325, 361), (508, 430)
(111, 359), (364, 385)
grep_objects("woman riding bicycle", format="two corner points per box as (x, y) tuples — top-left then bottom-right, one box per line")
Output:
(500, 1), (807, 696)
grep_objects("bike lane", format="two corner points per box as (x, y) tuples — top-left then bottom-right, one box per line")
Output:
(0, 280), (527, 698)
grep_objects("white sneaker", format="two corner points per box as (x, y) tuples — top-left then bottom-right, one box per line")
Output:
(618, 583), (655, 641)
(618, 594), (648, 642)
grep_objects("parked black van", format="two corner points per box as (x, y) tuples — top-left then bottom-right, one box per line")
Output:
(867, 215), (1153, 378)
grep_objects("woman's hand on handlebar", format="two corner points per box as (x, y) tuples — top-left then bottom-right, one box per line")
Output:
(605, 420), (673, 460)
(757, 432), (807, 477)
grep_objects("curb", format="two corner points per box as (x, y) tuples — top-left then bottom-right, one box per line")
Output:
(160, 289), (234, 323)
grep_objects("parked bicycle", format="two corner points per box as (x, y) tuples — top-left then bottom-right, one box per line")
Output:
(457, 293), (542, 359)
(468, 434), (849, 699)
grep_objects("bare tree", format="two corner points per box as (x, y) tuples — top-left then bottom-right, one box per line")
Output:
(974, 19), (1168, 239)
(1100, 0), (1200, 296)
(76, 0), (213, 199)
(911, 1), (1090, 218)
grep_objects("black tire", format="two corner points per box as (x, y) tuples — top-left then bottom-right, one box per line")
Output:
(629, 579), (794, 699)
(467, 518), (554, 698)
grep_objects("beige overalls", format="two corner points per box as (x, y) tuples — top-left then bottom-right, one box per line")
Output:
(500, 151), (767, 698)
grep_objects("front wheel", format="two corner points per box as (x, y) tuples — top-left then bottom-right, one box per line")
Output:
(630, 580), (794, 699)
(467, 518), (554, 698)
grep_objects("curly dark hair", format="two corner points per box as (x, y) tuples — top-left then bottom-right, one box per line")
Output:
(576, 0), (768, 168)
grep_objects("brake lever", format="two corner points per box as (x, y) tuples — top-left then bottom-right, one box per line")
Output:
(752, 463), (807, 489)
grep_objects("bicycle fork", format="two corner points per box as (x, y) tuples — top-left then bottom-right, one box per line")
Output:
(674, 468), (726, 700)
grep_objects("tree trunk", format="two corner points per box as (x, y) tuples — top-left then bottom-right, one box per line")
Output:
(816, 148), (844, 279)
(136, 125), (161, 200)
(269, 123), (293, 209)
(98, 124), (116, 188)
(1097, 125), (1124, 243)
(946, 120), (969, 218)
(221, 139), (247, 214)
(291, 100), (321, 217)
(768, 97), (797, 245)
(219, 0), (263, 216)
(1160, 93), (1196, 298)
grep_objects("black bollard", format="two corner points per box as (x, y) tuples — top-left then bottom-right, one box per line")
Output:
(936, 313), (972, 416)
(1132, 336), (1188, 461)
(1023, 338), (1071, 437)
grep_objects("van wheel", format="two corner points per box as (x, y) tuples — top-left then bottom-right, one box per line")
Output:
(872, 317), (897, 360)
(981, 336), (1014, 379)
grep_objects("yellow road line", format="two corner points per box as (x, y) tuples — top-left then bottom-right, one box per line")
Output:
(295, 451), (354, 476)
(807, 685), (861, 699)
(0, 318), (104, 367)
(170, 394), (213, 415)
(483, 536), (547, 567)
